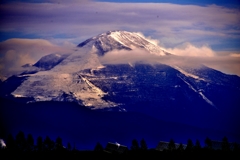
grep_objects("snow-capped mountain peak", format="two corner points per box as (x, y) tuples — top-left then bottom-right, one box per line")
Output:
(78, 30), (168, 56)
(1, 30), (240, 113)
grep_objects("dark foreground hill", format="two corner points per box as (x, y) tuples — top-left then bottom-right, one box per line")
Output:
(1, 98), (239, 150)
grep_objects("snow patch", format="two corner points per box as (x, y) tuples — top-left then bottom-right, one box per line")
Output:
(172, 65), (205, 81)
(34, 96), (52, 101)
(199, 92), (217, 109)
(180, 78), (197, 92)
(179, 76), (217, 109)
(128, 62), (134, 67)
(11, 69), (118, 110)
(90, 65), (106, 75)
(79, 74), (106, 97)
(12, 94), (26, 98)
(110, 32), (127, 46)
(109, 30), (166, 56)
(55, 54), (61, 57)
(0, 139), (6, 148)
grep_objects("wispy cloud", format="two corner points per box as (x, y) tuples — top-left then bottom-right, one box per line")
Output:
(0, 38), (73, 76)
(100, 47), (240, 76)
(166, 43), (216, 57)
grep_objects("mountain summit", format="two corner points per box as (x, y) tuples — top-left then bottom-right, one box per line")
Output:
(78, 30), (169, 56)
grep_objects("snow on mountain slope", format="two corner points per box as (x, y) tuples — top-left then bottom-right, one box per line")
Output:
(11, 70), (116, 109)
(78, 30), (168, 56)
(0, 76), (7, 82)
(11, 47), (116, 109)
(50, 47), (102, 73)
(170, 65), (217, 108)
(178, 75), (216, 108)
(171, 65), (205, 81)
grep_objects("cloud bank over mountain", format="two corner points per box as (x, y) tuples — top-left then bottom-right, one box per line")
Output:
(99, 33), (240, 76)
(100, 48), (240, 76)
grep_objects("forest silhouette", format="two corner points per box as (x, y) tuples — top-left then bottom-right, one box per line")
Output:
(1, 131), (240, 159)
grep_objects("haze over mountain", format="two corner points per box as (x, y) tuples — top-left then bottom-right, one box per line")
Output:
(1, 30), (240, 149)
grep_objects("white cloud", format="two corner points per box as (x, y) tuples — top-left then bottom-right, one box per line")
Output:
(99, 43), (240, 76)
(0, 38), (73, 77)
(230, 53), (240, 57)
(166, 43), (216, 57)
(99, 48), (158, 64)
(200, 56), (240, 76)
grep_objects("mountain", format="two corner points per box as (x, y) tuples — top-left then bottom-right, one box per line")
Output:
(77, 30), (170, 56)
(1, 30), (240, 148)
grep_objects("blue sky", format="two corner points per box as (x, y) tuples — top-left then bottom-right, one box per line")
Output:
(2, 0), (240, 6)
(98, 0), (240, 7)
(0, 0), (240, 76)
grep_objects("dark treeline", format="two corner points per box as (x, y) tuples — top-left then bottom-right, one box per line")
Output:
(1, 131), (240, 159)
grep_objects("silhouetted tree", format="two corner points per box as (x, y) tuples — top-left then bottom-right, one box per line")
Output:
(67, 142), (72, 151)
(194, 139), (201, 151)
(186, 139), (194, 151)
(73, 143), (77, 151)
(15, 131), (26, 151)
(168, 139), (176, 151)
(44, 136), (54, 151)
(221, 136), (230, 151)
(131, 139), (139, 151)
(26, 134), (34, 151)
(233, 142), (240, 152)
(204, 137), (212, 150)
(6, 134), (15, 150)
(94, 142), (103, 151)
(55, 137), (63, 150)
(140, 138), (147, 150)
(37, 136), (43, 151)
(177, 143), (184, 152)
